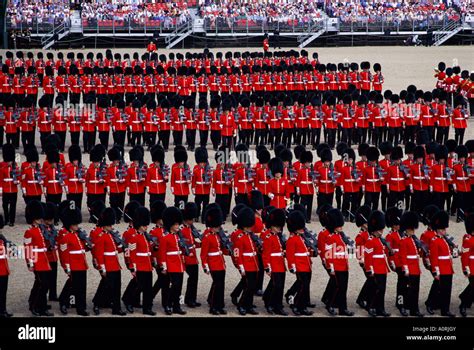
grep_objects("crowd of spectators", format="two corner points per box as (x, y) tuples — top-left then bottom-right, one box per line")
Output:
(6, 0), (70, 29)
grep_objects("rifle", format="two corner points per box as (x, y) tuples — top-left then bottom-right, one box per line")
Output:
(399, 163), (410, 177)
(328, 163), (340, 184)
(443, 166), (454, 181)
(380, 236), (394, 256)
(303, 228), (318, 257)
(183, 164), (192, 182)
(77, 228), (93, 250)
(218, 228), (233, 255)
(39, 224), (57, 250)
(190, 225), (203, 241)
(340, 231), (355, 254)
(309, 164), (319, 182)
(110, 229), (128, 249)
(0, 234), (17, 254)
(249, 231), (263, 251)
(412, 235), (429, 257)
(159, 164), (170, 178)
(143, 231), (158, 246)
(203, 163), (213, 183)
(177, 230), (192, 256)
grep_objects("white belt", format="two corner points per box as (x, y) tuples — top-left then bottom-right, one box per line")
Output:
(258, 181), (269, 184)
(392, 249), (399, 252)
(175, 180), (187, 184)
(300, 181), (313, 184)
(294, 252), (310, 257)
(413, 176), (425, 180)
(151, 180), (164, 183)
(243, 252), (257, 257)
(32, 248), (47, 253)
(390, 178), (404, 181)
(238, 180), (249, 183)
(216, 181), (227, 184)
(69, 178), (79, 182)
(434, 177), (447, 180)
(104, 251), (117, 256)
(99, 121), (108, 124)
(27, 180), (40, 183)
(469, 256), (474, 260)
(0, 255), (6, 259)
(366, 179), (379, 182)
(3, 179), (13, 182)
(422, 115), (433, 118)
(208, 252), (222, 256)
(166, 251), (181, 256)
(48, 180), (60, 183)
(130, 180), (141, 183)
(372, 254), (385, 258)
(457, 177), (469, 180)
(195, 181), (209, 185)
(438, 256), (451, 260)
(320, 180), (332, 184)
(439, 115), (448, 118)
(334, 252), (346, 256)
(271, 252), (284, 257)
(136, 252), (151, 257)
(89, 180), (101, 183)
(454, 118), (465, 120)
(69, 250), (85, 254)
(406, 255), (419, 259)
(110, 179), (119, 182)
(344, 179), (356, 182)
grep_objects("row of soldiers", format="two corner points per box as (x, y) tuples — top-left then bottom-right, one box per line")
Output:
(0, 85), (470, 154)
(1, 134), (473, 228)
(0, 196), (473, 317)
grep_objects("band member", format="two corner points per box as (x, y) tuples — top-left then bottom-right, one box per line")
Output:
(171, 147), (191, 207)
(234, 206), (259, 315)
(201, 205), (227, 315)
(43, 202), (59, 302)
(365, 210), (390, 317)
(160, 206), (187, 315)
(355, 205), (373, 309)
(192, 147), (212, 222)
(85, 145), (107, 218)
(58, 205), (90, 316)
(460, 213), (474, 317)
(127, 206), (156, 315)
(399, 211), (425, 317)
(286, 210), (313, 316)
(0, 144), (19, 226)
(296, 151), (315, 222)
(64, 145), (85, 210)
(146, 145), (168, 206)
(385, 207), (407, 315)
(325, 208), (354, 316)
(212, 147), (233, 220)
(24, 200), (52, 316)
(93, 208), (126, 315)
(429, 210), (456, 317)
(126, 146), (147, 206)
(0, 215), (13, 317)
(261, 208), (288, 315)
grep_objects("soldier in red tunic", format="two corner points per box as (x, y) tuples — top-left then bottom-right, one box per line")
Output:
(0, 144), (19, 226)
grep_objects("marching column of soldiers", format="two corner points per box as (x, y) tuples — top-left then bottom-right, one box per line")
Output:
(0, 135), (473, 317)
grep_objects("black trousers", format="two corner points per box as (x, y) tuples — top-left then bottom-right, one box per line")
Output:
(199, 130), (209, 148)
(113, 130), (126, 148)
(21, 130), (35, 150)
(136, 271), (153, 311)
(59, 277), (72, 308)
(184, 265), (199, 304)
(322, 271), (336, 305)
(210, 130), (221, 150)
(294, 272), (311, 311)
(432, 192), (448, 211)
(256, 253), (265, 291)
(48, 262), (58, 300)
(310, 128), (321, 149)
(335, 187), (343, 210)
(185, 129), (196, 150)
(168, 272), (184, 310)
(103, 271), (121, 312)
(152, 269), (170, 308)
(299, 194), (313, 221)
(239, 271), (257, 310)
(2, 192), (17, 225)
(70, 131), (81, 145)
(317, 192), (334, 213)
(55, 131), (66, 152)
(357, 269), (374, 306)
(330, 271), (349, 311)
(158, 130), (171, 150)
(254, 129), (266, 146)
(143, 131), (157, 148)
(459, 276), (474, 309)
(0, 276), (8, 313)
(395, 267), (408, 309)
(209, 270), (225, 310)
(411, 190), (430, 212)
(70, 271), (87, 312)
(149, 193), (166, 207)
(264, 272), (285, 310)
(235, 193), (250, 206)
(327, 128), (337, 148)
(388, 190), (405, 209)
(46, 193), (62, 206)
(407, 275), (421, 313)
(364, 191), (380, 211)
(40, 131), (51, 152)
(268, 129), (282, 149)
(98, 131), (110, 149)
(131, 132), (142, 147)
(231, 277), (245, 301)
(92, 275), (109, 308)
(195, 194), (210, 223)
(66, 193), (83, 212)
(109, 192), (125, 223)
(426, 278), (440, 310)
(282, 129), (293, 148)
(438, 275), (453, 314)
(342, 192), (359, 220)
(173, 131), (183, 146)
(30, 271), (50, 313)
(341, 128), (353, 146)
(129, 192), (145, 206)
(436, 126), (449, 145)
(24, 195), (42, 205)
(83, 131), (96, 153)
(454, 128), (466, 146)
(174, 195), (188, 208)
(370, 274), (387, 312)
(215, 193), (231, 219)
